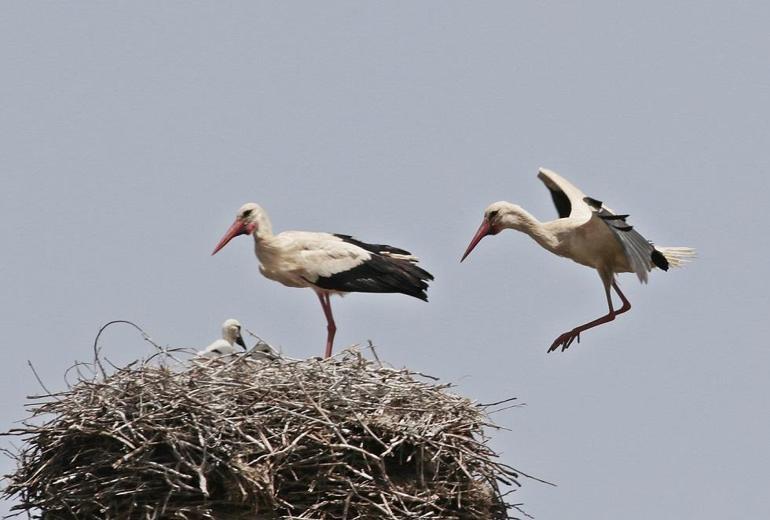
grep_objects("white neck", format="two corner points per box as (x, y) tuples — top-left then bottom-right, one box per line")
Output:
(222, 329), (238, 344)
(501, 206), (558, 252)
(252, 208), (274, 242)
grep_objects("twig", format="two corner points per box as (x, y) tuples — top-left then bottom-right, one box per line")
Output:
(26, 361), (52, 395)
(4, 339), (534, 519)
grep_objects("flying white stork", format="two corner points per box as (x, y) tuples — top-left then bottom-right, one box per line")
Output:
(461, 168), (695, 352)
(197, 318), (247, 358)
(212, 203), (434, 358)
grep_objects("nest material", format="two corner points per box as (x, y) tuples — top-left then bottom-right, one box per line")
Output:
(3, 345), (528, 519)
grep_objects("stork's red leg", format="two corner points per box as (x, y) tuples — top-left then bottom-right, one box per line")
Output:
(316, 291), (337, 358)
(323, 293), (337, 357)
(548, 281), (621, 353)
(548, 311), (617, 352)
(612, 281), (631, 315)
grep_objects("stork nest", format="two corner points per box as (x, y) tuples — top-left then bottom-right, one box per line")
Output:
(2, 330), (533, 519)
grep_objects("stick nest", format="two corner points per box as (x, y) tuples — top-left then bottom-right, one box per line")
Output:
(3, 343), (528, 519)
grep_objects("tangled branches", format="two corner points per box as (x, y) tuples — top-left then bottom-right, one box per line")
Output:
(3, 333), (532, 519)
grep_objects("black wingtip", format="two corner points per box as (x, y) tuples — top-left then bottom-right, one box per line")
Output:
(651, 249), (669, 271)
(583, 196), (603, 209)
(406, 285), (431, 302)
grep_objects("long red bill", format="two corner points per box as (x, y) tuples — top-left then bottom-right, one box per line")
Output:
(212, 219), (247, 255)
(460, 220), (491, 262)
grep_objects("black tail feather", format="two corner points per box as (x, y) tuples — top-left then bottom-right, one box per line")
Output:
(651, 249), (669, 271)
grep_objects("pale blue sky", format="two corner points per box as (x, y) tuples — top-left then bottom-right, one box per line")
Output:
(2, 2), (769, 518)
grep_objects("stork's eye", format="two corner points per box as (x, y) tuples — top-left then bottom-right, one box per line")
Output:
(488, 210), (498, 220)
(242, 209), (253, 218)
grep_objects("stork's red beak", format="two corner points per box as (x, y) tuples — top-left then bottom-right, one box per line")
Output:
(460, 220), (492, 262)
(212, 219), (248, 255)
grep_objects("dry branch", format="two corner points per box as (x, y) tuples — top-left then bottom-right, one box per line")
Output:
(3, 333), (532, 519)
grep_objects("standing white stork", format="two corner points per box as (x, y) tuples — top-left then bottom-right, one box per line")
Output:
(461, 168), (695, 352)
(197, 318), (247, 358)
(212, 203), (434, 358)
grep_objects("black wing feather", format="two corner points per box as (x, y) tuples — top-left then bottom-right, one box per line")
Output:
(584, 197), (603, 210)
(651, 250), (669, 271)
(584, 197), (666, 281)
(333, 234), (413, 256)
(313, 254), (433, 301)
(545, 187), (572, 219)
(314, 235), (433, 300)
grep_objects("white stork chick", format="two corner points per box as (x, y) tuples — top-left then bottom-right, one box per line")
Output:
(196, 318), (247, 358)
(212, 203), (434, 358)
(247, 341), (280, 362)
(461, 168), (695, 352)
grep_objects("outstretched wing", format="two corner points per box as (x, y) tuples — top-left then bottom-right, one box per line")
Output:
(583, 197), (668, 283)
(537, 168), (593, 223)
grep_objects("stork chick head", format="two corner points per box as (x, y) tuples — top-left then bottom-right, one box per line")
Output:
(212, 202), (263, 255)
(461, 201), (524, 262)
(250, 342), (279, 361)
(221, 318), (246, 349)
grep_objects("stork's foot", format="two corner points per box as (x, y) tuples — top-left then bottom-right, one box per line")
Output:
(548, 330), (581, 352)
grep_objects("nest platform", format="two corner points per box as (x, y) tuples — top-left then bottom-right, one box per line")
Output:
(3, 343), (529, 519)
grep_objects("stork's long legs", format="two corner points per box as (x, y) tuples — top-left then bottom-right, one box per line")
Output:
(612, 281), (631, 315)
(316, 291), (337, 358)
(548, 279), (632, 352)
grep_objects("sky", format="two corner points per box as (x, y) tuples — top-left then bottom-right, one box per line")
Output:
(1, 2), (769, 518)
